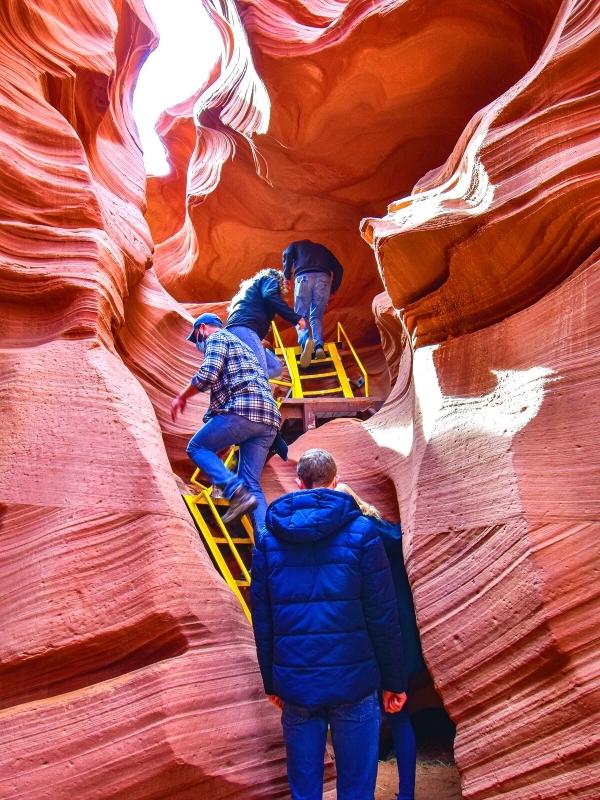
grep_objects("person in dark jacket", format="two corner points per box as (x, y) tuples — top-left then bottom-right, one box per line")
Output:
(251, 449), (406, 800)
(337, 483), (425, 800)
(282, 240), (344, 367)
(226, 268), (306, 379)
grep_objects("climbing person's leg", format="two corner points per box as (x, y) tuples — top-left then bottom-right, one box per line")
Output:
(387, 708), (417, 800)
(228, 325), (270, 380)
(235, 420), (277, 530)
(294, 274), (313, 368)
(308, 273), (331, 359)
(186, 415), (244, 498)
(264, 347), (283, 379)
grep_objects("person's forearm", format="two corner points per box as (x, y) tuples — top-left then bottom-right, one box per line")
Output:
(282, 249), (295, 280)
(177, 382), (198, 401)
(171, 381), (198, 421)
(268, 295), (301, 325)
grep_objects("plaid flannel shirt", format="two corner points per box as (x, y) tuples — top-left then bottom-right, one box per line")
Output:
(191, 329), (281, 428)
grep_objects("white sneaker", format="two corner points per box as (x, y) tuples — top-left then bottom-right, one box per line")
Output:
(299, 337), (314, 369)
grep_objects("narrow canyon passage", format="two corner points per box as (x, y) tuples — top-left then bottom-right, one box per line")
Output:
(0, 1), (598, 799)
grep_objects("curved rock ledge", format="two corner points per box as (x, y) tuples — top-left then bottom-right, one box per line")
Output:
(148, 0), (559, 347)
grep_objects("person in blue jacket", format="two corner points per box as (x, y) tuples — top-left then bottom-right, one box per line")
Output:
(337, 483), (425, 800)
(251, 448), (407, 800)
(226, 268), (306, 379)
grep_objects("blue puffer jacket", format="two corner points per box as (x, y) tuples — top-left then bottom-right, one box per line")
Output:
(251, 489), (406, 708)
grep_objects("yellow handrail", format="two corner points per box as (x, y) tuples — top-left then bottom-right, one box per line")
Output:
(271, 321), (300, 396)
(183, 493), (252, 622)
(337, 322), (369, 397)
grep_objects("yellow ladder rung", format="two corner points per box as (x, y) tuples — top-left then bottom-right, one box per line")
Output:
(237, 580), (250, 588)
(195, 497), (230, 507)
(301, 371), (338, 379)
(212, 538), (253, 545)
(303, 387), (344, 396)
(183, 494), (252, 623)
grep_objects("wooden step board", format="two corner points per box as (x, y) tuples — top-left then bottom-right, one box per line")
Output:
(280, 396), (382, 431)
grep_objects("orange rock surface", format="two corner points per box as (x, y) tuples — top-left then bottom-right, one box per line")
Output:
(2, 0), (599, 799)
(148, 0), (561, 347)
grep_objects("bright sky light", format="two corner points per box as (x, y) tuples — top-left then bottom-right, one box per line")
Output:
(133, 0), (221, 176)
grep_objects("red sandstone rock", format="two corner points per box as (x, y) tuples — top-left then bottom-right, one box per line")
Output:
(148, 0), (559, 349)
(3, 0), (599, 799)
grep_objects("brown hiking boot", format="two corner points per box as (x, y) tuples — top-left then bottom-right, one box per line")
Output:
(221, 485), (258, 523)
(314, 345), (326, 360)
(299, 336), (314, 369)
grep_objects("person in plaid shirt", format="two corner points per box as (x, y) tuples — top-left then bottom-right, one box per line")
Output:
(171, 313), (279, 528)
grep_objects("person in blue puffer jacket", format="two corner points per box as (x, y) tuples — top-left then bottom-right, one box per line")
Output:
(251, 448), (407, 800)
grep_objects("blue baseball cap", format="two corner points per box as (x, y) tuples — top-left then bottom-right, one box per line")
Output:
(186, 312), (223, 341)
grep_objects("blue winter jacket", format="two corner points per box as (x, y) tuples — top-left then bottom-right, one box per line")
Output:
(251, 488), (406, 708)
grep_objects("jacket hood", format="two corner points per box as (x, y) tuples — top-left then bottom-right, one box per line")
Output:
(266, 488), (361, 543)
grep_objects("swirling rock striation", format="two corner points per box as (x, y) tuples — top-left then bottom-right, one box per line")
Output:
(2, 0), (599, 798)
(148, 0), (558, 347)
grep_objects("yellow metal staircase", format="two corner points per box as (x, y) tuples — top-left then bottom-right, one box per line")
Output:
(182, 447), (253, 622)
(270, 321), (369, 400)
(181, 323), (369, 621)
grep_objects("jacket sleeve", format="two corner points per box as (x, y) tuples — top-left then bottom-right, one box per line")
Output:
(262, 277), (302, 325)
(190, 335), (226, 391)
(375, 519), (402, 556)
(328, 252), (344, 294)
(251, 534), (275, 694)
(282, 243), (295, 280)
(360, 521), (407, 692)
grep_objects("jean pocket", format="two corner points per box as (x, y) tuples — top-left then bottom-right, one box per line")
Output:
(282, 703), (313, 726)
(332, 692), (379, 723)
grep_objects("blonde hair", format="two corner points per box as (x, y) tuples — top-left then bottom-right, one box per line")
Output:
(336, 483), (382, 520)
(229, 268), (285, 313)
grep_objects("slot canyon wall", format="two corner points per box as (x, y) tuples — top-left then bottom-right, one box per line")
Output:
(1, 3), (599, 800)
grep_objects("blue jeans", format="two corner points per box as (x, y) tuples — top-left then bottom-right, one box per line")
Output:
(186, 413), (276, 529)
(294, 273), (331, 348)
(228, 325), (283, 380)
(282, 692), (380, 800)
(387, 709), (416, 800)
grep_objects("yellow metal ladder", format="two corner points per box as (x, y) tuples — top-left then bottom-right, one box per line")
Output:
(270, 321), (369, 400)
(182, 447), (253, 622)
